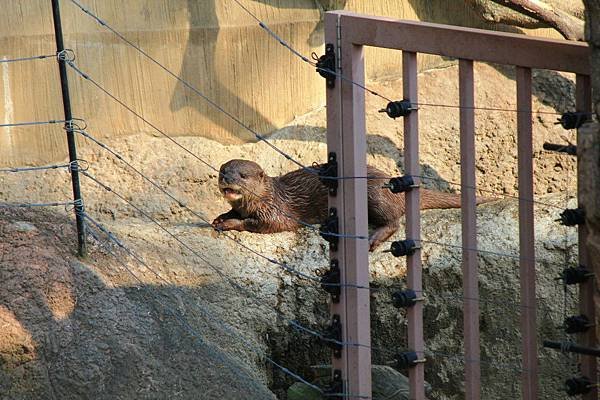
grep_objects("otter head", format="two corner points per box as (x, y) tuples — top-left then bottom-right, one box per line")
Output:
(218, 159), (267, 203)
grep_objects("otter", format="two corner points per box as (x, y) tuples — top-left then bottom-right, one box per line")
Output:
(212, 159), (488, 251)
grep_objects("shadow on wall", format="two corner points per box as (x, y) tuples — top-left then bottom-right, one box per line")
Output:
(170, 0), (348, 140)
(0, 209), (274, 400)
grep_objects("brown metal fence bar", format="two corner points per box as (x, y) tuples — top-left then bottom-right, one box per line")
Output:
(575, 73), (597, 400)
(337, 12), (590, 75)
(516, 66), (537, 400)
(325, 12), (350, 393)
(325, 12), (372, 399)
(403, 50), (425, 400)
(459, 58), (480, 400)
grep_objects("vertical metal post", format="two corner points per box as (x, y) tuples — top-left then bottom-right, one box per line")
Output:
(459, 58), (480, 400)
(51, 0), (86, 256)
(403, 50), (425, 400)
(325, 13), (372, 399)
(516, 66), (537, 400)
(575, 73), (597, 400)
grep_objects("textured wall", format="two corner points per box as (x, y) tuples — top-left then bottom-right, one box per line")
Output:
(0, 0), (562, 166)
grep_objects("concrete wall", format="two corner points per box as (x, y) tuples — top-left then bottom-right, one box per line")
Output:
(0, 0), (562, 166)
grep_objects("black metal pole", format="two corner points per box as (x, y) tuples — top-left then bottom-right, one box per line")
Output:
(51, 0), (86, 257)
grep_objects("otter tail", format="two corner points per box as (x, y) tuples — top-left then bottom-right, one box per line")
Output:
(420, 189), (494, 211)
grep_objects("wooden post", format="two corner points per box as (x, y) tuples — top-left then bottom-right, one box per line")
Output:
(575, 74), (597, 400)
(516, 66), (537, 400)
(403, 50), (425, 400)
(325, 12), (372, 399)
(459, 58), (480, 400)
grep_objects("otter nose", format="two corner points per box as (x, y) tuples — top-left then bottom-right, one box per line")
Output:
(220, 172), (234, 184)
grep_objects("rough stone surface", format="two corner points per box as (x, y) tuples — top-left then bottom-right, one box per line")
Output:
(0, 63), (581, 399)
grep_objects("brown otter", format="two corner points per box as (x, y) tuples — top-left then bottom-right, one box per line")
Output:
(212, 159), (489, 251)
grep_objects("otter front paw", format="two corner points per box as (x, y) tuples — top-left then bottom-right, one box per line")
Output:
(213, 218), (244, 232)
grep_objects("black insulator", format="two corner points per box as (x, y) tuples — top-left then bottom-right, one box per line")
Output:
(387, 240), (417, 257)
(565, 315), (592, 334)
(395, 351), (421, 369)
(315, 44), (336, 88)
(320, 208), (339, 251)
(379, 100), (413, 119)
(323, 315), (343, 358)
(320, 260), (341, 303)
(560, 266), (593, 285)
(559, 208), (585, 226)
(392, 289), (418, 308)
(565, 376), (592, 396)
(543, 142), (577, 156)
(385, 175), (416, 194)
(557, 112), (588, 130)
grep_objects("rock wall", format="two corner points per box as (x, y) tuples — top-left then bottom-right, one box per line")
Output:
(0, 0), (564, 167)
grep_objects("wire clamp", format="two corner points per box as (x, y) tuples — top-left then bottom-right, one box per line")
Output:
(384, 239), (418, 257)
(56, 49), (76, 62)
(556, 112), (589, 130)
(392, 289), (423, 308)
(318, 152), (338, 196)
(320, 208), (340, 252)
(317, 259), (341, 303)
(314, 43), (336, 89)
(557, 207), (585, 226)
(390, 351), (426, 369)
(322, 314), (343, 358)
(379, 100), (414, 119)
(383, 175), (418, 193)
(564, 314), (594, 334)
(543, 142), (577, 156)
(556, 265), (594, 285)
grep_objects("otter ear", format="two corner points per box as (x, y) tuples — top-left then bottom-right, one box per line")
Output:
(259, 170), (265, 178)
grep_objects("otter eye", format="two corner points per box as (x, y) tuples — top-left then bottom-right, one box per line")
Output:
(239, 173), (248, 179)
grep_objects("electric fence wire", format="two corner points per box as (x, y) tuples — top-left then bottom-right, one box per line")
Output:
(0, 163), (71, 173)
(0, 201), (76, 208)
(0, 119), (68, 129)
(230, 0), (569, 117)
(67, 0), (312, 171)
(63, 0), (570, 227)
(83, 211), (523, 393)
(76, 162), (555, 373)
(70, 128), (362, 288)
(0, 54), (56, 63)
(77, 167), (374, 351)
(63, 61), (366, 242)
(82, 216), (330, 398)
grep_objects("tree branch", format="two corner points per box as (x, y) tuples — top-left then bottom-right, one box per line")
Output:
(489, 0), (585, 40)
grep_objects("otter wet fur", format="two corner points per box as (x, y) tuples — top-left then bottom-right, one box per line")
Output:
(212, 159), (490, 251)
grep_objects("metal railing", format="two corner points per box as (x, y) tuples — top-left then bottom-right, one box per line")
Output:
(324, 10), (594, 400)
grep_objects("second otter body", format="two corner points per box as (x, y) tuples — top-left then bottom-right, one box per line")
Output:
(213, 159), (478, 250)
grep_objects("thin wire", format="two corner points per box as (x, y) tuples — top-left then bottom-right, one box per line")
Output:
(425, 349), (527, 373)
(414, 101), (562, 115)
(71, 130), (359, 284)
(79, 171), (372, 349)
(0, 119), (66, 128)
(0, 201), (75, 208)
(83, 219), (327, 396)
(67, 0), (309, 171)
(0, 54), (56, 63)
(63, 64), (365, 240)
(231, 0), (571, 117)
(0, 163), (71, 173)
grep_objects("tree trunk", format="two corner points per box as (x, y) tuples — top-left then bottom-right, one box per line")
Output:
(488, 0), (585, 40)
(465, 0), (585, 40)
